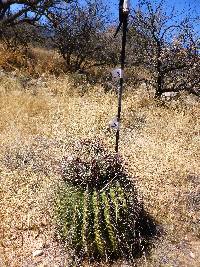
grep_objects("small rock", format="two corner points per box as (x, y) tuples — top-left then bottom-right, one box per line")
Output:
(161, 91), (178, 100)
(34, 237), (46, 250)
(189, 252), (195, 259)
(37, 263), (48, 267)
(33, 249), (43, 257)
(121, 262), (130, 267)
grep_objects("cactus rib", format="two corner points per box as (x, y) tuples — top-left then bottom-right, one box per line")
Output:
(101, 190), (117, 251)
(93, 190), (105, 255)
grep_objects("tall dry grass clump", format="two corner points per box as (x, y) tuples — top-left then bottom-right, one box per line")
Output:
(0, 71), (199, 266)
(0, 44), (65, 76)
(0, 46), (27, 71)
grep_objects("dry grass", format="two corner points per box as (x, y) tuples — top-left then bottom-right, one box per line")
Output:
(0, 47), (27, 72)
(0, 71), (199, 266)
(0, 45), (65, 76)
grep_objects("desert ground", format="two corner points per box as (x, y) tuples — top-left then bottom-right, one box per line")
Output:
(0, 64), (199, 266)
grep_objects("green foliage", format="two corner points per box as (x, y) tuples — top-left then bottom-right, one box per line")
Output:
(55, 140), (145, 260)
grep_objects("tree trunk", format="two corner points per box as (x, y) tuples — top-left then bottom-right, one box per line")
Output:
(155, 73), (163, 98)
(155, 42), (163, 98)
(66, 53), (71, 66)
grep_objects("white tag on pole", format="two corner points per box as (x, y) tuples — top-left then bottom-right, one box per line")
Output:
(123, 0), (130, 13)
(111, 68), (123, 80)
(109, 117), (119, 130)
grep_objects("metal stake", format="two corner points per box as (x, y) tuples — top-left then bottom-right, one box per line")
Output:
(115, 0), (129, 153)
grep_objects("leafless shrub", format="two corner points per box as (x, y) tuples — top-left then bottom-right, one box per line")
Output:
(0, 0), (73, 28)
(129, 0), (200, 98)
(46, 0), (118, 72)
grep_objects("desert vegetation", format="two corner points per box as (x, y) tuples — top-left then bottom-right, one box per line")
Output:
(1, 0), (199, 95)
(0, 0), (199, 266)
(0, 68), (199, 266)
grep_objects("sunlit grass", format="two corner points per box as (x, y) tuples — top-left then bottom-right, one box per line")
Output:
(0, 71), (199, 266)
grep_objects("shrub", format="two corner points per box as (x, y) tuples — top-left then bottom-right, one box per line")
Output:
(0, 47), (27, 71)
(55, 140), (156, 261)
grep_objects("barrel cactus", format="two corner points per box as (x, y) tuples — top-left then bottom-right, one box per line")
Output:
(55, 140), (145, 260)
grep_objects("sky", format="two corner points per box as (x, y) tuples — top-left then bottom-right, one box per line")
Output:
(10, 0), (200, 32)
(106, 0), (200, 32)
(107, 0), (200, 16)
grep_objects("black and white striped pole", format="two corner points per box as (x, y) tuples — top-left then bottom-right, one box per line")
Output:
(114, 0), (130, 153)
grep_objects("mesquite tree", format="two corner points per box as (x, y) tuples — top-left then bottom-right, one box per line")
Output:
(46, 0), (116, 71)
(0, 0), (75, 57)
(0, 0), (73, 27)
(130, 0), (200, 97)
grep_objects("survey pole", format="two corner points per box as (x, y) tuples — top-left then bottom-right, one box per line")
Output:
(115, 0), (130, 153)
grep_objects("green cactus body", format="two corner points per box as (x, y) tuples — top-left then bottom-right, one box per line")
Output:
(56, 141), (143, 260)
(70, 189), (84, 247)
(92, 190), (105, 255)
(109, 187), (119, 222)
(81, 187), (89, 252)
(101, 190), (117, 252)
(56, 188), (74, 239)
(116, 182), (127, 210)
